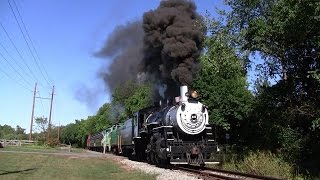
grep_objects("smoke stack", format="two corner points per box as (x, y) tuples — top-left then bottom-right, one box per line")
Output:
(180, 86), (188, 102)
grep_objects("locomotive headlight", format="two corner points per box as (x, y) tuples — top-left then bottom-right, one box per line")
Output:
(191, 114), (198, 123)
(191, 91), (199, 98)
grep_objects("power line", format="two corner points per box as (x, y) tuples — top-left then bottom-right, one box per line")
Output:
(8, 0), (51, 88)
(0, 41), (35, 84)
(11, 0), (53, 85)
(0, 64), (32, 92)
(37, 90), (48, 116)
(0, 22), (44, 88)
(0, 50), (33, 88)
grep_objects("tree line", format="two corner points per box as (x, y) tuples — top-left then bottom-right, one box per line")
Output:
(0, 118), (60, 145)
(0, 125), (27, 140)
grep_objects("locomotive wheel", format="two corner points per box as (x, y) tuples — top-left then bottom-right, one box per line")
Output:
(154, 154), (160, 165)
(149, 152), (156, 165)
(146, 153), (151, 163)
(112, 147), (118, 155)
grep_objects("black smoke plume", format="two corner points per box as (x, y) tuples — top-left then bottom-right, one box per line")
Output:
(96, 21), (144, 91)
(142, 0), (204, 92)
(97, 0), (204, 101)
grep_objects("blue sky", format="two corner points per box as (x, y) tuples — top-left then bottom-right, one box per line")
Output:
(0, 0), (227, 133)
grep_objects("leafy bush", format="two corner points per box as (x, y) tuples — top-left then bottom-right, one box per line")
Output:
(47, 138), (60, 147)
(222, 151), (300, 179)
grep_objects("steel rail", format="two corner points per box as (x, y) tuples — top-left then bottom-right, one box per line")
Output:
(202, 166), (282, 180)
(176, 165), (283, 180)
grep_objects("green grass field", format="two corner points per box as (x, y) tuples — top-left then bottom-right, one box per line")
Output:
(0, 145), (84, 153)
(0, 146), (156, 180)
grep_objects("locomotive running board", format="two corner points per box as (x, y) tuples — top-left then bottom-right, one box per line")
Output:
(170, 162), (188, 164)
(170, 162), (220, 164)
(200, 162), (220, 164)
(171, 158), (220, 165)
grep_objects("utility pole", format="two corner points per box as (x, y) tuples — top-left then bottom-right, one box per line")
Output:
(29, 82), (37, 141)
(47, 85), (55, 141)
(57, 121), (60, 142)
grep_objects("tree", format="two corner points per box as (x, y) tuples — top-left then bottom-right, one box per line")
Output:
(94, 103), (112, 132)
(112, 81), (153, 123)
(226, 0), (320, 174)
(16, 125), (27, 140)
(0, 124), (15, 139)
(192, 16), (253, 144)
(123, 83), (153, 117)
(60, 119), (88, 147)
(35, 117), (48, 142)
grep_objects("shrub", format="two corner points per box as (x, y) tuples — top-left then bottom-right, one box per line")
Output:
(222, 151), (300, 179)
(47, 138), (60, 147)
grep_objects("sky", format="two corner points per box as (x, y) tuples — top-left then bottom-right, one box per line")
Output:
(0, 0), (227, 133)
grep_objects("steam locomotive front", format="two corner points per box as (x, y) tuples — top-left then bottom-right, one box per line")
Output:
(165, 86), (209, 135)
(143, 86), (218, 165)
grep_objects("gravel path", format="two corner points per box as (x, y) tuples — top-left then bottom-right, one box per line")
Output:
(86, 151), (202, 180)
(120, 159), (202, 180)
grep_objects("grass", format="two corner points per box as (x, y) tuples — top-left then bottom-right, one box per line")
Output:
(0, 152), (156, 180)
(0, 145), (84, 153)
(1, 145), (58, 152)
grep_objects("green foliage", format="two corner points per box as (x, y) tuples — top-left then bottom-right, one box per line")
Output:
(34, 117), (48, 142)
(226, 0), (320, 176)
(123, 83), (153, 117)
(60, 120), (85, 147)
(192, 17), (253, 143)
(95, 103), (112, 132)
(47, 138), (60, 147)
(35, 117), (48, 133)
(112, 81), (153, 123)
(0, 125), (15, 139)
(223, 151), (299, 179)
(0, 124), (27, 140)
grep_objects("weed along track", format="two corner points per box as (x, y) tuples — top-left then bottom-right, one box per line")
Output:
(175, 165), (283, 180)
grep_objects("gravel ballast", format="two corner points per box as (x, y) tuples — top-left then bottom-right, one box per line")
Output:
(90, 151), (201, 180)
(120, 159), (201, 180)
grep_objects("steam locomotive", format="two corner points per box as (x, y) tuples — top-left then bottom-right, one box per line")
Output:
(87, 86), (219, 166)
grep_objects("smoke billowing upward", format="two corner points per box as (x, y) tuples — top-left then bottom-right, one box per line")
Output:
(96, 21), (144, 91)
(97, 0), (204, 102)
(142, 0), (204, 88)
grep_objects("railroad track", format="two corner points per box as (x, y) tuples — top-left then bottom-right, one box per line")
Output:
(175, 165), (283, 180)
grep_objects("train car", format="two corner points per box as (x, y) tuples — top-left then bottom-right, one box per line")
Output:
(87, 132), (103, 152)
(87, 127), (112, 152)
(110, 124), (122, 154)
